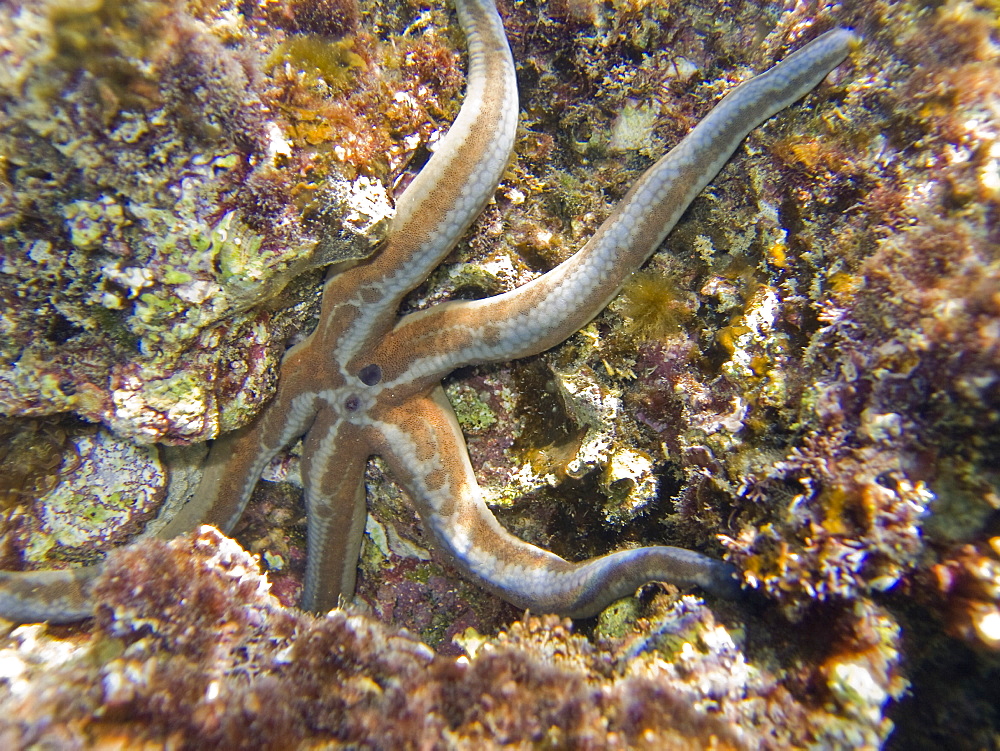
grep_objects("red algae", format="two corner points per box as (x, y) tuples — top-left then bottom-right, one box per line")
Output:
(0, 528), (906, 749)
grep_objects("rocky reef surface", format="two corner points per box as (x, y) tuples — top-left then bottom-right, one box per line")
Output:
(1, 0), (998, 747)
(0, 527), (906, 749)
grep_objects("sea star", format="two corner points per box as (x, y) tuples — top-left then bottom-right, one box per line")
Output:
(0, 0), (854, 623)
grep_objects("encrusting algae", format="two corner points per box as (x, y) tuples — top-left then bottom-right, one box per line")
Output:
(0, 527), (907, 749)
(1, 0), (999, 746)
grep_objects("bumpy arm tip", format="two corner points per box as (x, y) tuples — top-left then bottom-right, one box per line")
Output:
(0, 567), (98, 625)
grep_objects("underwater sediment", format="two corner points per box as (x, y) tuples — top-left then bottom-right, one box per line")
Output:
(0, 0), (998, 747)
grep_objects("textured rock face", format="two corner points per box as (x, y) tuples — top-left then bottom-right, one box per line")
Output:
(0, 0), (998, 746)
(0, 528), (906, 749)
(0, 0), (402, 444)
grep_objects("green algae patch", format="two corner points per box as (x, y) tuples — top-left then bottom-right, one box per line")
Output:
(446, 382), (497, 434)
(22, 430), (165, 564)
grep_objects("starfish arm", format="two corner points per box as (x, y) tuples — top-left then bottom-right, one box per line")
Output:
(161, 369), (322, 538)
(0, 367), (320, 624)
(374, 30), (856, 386)
(326, 0), (518, 366)
(297, 411), (370, 613)
(0, 567), (99, 624)
(372, 386), (740, 618)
